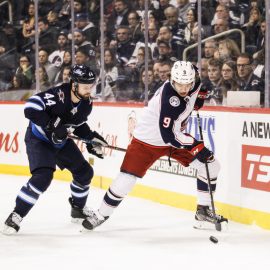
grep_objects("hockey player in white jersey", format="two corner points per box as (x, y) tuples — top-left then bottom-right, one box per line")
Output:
(82, 60), (228, 231)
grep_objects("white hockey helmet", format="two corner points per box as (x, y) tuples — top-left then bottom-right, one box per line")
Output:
(170, 61), (195, 85)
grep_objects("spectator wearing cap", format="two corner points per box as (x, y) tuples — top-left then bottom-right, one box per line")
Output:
(236, 53), (264, 104)
(73, 29), (96, 64)
(109, 26), (135, 66)
(156, 40), (173, 62)
(49, 31), (70, 69)
(74, 13), (99, 47)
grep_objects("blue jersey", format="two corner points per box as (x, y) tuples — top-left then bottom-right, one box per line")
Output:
(24, 83), (93, 147)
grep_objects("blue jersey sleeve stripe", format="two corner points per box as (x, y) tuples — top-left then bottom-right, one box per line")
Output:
(28, 96), (45, 109)
(25, 102), (44, 111)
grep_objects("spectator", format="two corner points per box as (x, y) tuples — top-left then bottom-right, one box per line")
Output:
(218, 38), (240, 61)
(37, 17), (58, 54)
(109, 26), (135, 66)
(49, 31), (70, 68)
(22, 2), (35, 42)
(184, 8), (198, 44)
(132, 21), (158, 60)
(220, 60), (239, 104)
(75, 47), (90, 65)
(74, 13), (99, 47)
(152, 0), (173, 23)
(95, 48), (118, 102)
(38, 48), (58, 83)
(156, 40), (174, 62)
(34, 66), (51, 92)
(213, 18), (229, 35)
(205, 58), (223, 105)
(54, 50), (72, 84)
(15, 54), (34, 89)
(127, 11), (142, 43)
(255, 19), (266, 52)
(176, 0), (192, 23)
(107, 0), (131, 35)
(236, 53), (264, 104)
(158, 61), (171, 83)
(204, 39), (218, 59)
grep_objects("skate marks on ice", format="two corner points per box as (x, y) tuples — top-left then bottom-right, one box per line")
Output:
(0, 174), (270, 270)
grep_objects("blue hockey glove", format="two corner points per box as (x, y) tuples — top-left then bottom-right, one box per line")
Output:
(86, 131), (108, 159)
(46, 117), (68, 144)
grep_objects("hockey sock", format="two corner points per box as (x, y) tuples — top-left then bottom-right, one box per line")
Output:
(70, 180), (89, 208)
(14, 182), (43, 217)
(197, 177), (217, 206)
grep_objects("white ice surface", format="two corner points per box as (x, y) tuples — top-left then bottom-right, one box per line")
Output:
(0, 174), (269, 270)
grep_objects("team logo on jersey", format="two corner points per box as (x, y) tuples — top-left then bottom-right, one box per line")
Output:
(169, 96), (180, 107)
(57, 89), (65, 103)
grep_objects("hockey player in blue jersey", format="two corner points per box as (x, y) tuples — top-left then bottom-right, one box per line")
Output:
(2, 64), (108, 235)
(81, 60), (228, 231)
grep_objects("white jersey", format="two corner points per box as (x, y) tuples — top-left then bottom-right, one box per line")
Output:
(133, 79), (201, 148)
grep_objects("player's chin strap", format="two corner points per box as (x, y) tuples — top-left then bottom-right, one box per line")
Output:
(73, 82), (84, 100)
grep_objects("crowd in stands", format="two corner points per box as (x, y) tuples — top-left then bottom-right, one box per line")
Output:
(0, 0), (266, 105)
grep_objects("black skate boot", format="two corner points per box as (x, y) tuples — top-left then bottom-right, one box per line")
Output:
(81, 211), (108, 231)
(69, 197), (95, 223)
(2, 212), (23, 235)
(194, 205), (228, 230)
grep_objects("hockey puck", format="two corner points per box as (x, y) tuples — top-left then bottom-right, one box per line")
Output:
(209, 236), (218, 244)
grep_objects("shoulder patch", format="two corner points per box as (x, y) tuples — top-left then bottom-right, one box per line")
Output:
(169, 96), (180, 107)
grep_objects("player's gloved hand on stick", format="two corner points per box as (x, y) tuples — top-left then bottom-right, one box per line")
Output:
(86, 131), (108, 159)
(46, 117), (68, 144)
(194, 87), (208, 111)
(188, 139), (213, 163)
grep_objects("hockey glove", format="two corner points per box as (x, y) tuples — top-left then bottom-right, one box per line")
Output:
(46, 117), (68, 144)
(188, 140), (213, 163)
(86, 131), (108, 159)
(194, 87), (208, 111)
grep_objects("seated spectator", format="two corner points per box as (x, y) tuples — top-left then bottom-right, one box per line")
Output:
(132, 21), (158, 60)
(37, 17), (58, 54)
(49, 31), (70, 68)
(255, 18), (266, 52)
(218, 38), (240, 61)
(157, 61), (171, 83)
(219, 60), (239, 105)
(38, 48), (58, 84)
(127, 11), (142, 43)
(53, 50), (72, 84)
(236, 53), (264, 104)
(213, 18), (229, 35)
(242, 7), (262, 47)
(33, 66), (51, 92)
(22, 2), (35, 44)
(184, 8), (198, 44)
(15, 55), (34, 89)
(107, 0), (131, 35)
(152, 0), (173, 23)
(109, 25), (135, 66)
(95, 48), (118, 102)
(74, 13), (99, 47)
(204, 58), (223, 105)
(203, 39), (218, 59)
(176, 0), (192, 23)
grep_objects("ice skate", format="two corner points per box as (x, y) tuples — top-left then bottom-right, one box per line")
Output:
(2, 212), (23, 235)
(193, 205), (228, 230)
(81, 210), (108, 231)
(69, 197), (95, 223)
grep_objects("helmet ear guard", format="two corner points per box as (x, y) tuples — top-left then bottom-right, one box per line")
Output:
(170, 61), (195, 86)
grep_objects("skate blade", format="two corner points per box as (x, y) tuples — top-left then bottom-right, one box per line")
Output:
(1, 225), (18, 235)
(71, 218), (83, 224)
(193, 220), (229, 232)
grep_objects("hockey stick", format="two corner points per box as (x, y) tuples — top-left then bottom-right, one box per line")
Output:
(68, 135), (127, 152)
(196, 112), (222, 232)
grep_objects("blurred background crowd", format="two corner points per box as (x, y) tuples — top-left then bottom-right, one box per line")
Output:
(0, 0), (267, 106)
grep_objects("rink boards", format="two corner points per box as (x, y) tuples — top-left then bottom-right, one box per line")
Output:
(0, 102), (270, 229)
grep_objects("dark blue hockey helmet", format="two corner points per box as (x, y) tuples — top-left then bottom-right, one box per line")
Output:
(70, 64), (96, 84)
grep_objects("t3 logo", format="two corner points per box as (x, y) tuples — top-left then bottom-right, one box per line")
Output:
(242, 145), (270, 192)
